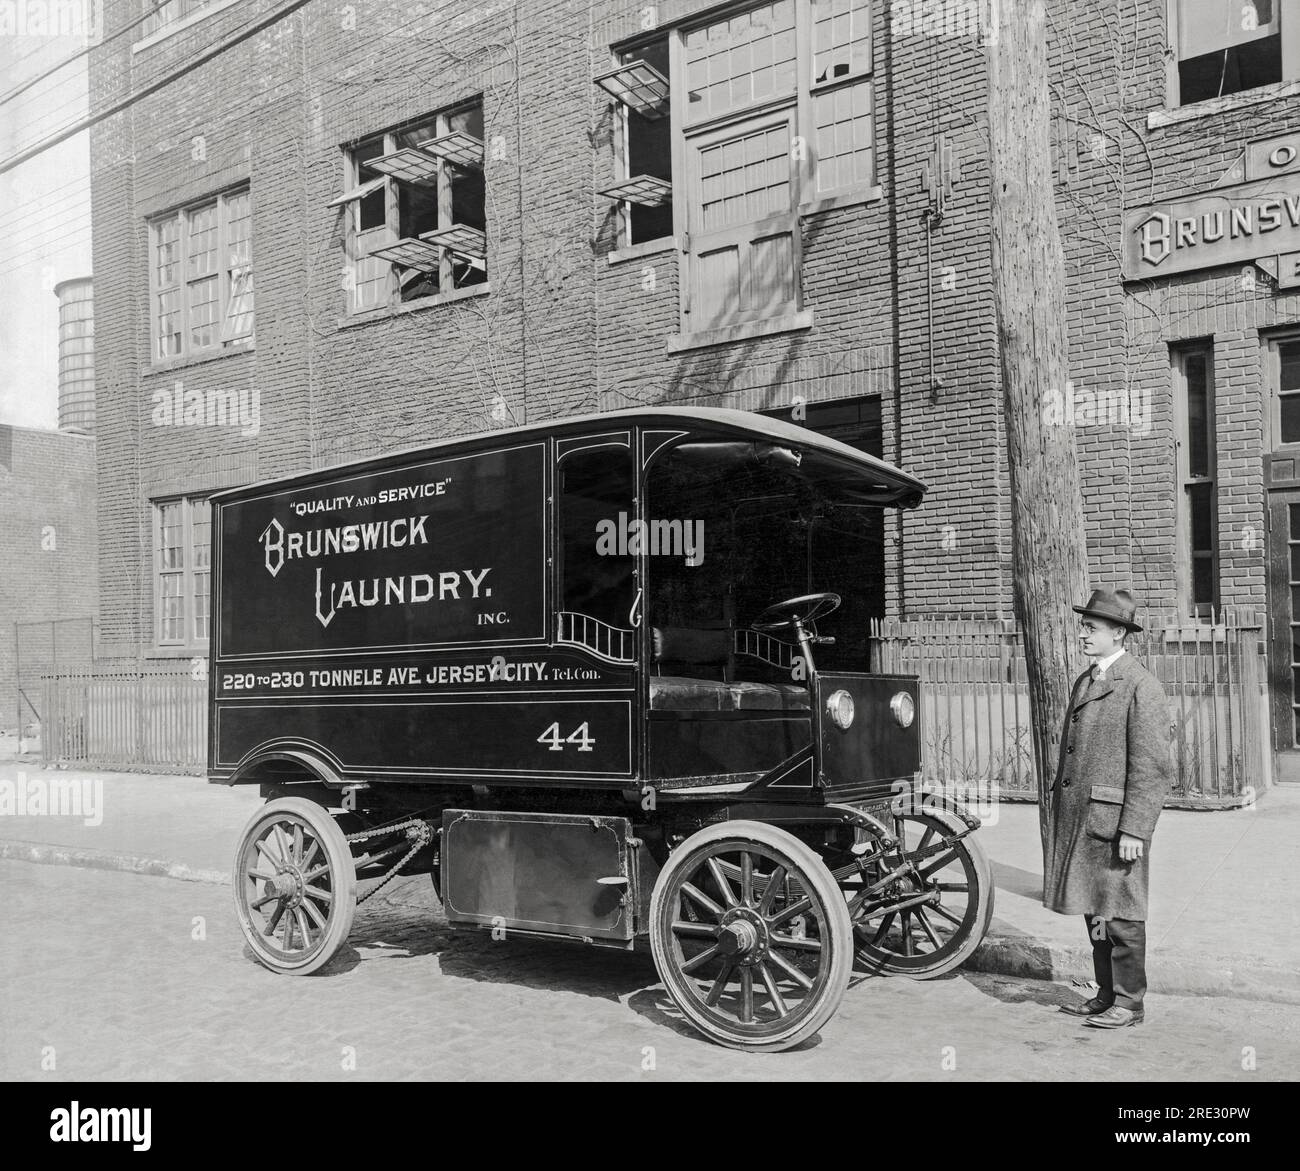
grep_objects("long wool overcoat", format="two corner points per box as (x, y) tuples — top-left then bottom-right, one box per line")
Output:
(1043, 650), (1174, 921)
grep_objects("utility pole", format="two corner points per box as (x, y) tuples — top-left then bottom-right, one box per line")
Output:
(987, 0), (1090, 853)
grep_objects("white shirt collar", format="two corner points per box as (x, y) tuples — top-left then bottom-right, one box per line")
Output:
(1092, 648), (1125, 676)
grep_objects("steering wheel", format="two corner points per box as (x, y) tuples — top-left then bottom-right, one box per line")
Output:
(752, 592), (841, 633)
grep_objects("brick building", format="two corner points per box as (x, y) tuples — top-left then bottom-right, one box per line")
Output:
(0, 424), (98, 735)
(85, 0), (1300, 776)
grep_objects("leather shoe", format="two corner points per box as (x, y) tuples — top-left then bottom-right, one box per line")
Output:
(1083, 1005), (1144, 1028)
(1059, 996), (1113, 1017)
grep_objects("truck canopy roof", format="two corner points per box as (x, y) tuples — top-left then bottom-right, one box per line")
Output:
(209, 406), (927, 509)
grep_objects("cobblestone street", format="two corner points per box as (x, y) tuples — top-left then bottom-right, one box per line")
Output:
(1, 860), (1296, 1081)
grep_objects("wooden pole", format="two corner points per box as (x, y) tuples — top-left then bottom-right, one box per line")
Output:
(987, 0), (1090, 855)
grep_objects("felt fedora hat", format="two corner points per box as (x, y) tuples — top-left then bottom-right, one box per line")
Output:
(1072, 588), (1142, 633)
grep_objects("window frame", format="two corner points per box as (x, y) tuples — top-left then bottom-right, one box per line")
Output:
(610, 0), (877, 339)
(1165, 0), (1298, 110)
(1268, 331), (1300, 450)
(340, 99), (487, 316)
(152, 494), (212, 651)
(1172, 344), (1220, 619)
(147, 186), (254, 366)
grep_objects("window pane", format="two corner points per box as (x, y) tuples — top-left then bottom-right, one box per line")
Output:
(1182, 351), (1211, 476)
(159, 502), (183, 569)
(1281, 342), (1300, 391)
(1281, 393), (1300, 445)
(188, 276), (219, 348)
(814, 79), (873, 191)
(698, 120), (791, 231)
(685, 0), (797, 123)
(1192, 554), (1214, 606)
(160, 575), (184, 642)
(225, 191), (251, 266)
(1188, 481), (1214, 549)
(1290, 544), (1300, 583)
(186, 203), (218, 279)
(448, 103), (484, 140)
(156, 289), (182, 358)
(812, 0), (872, 84)
(191, 498), (211, 568)
(1178, 0), (1276, 59)
(155, 215), (180, 287)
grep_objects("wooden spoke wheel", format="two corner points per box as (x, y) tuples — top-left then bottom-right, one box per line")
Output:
(843, 809), (993, 979)
(649, 821), (853, 1052)
(233, 796), (357, 976)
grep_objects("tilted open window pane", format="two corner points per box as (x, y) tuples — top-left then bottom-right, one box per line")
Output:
(811, 0), (872, 85)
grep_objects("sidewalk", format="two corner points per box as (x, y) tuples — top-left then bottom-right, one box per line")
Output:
(2, 761), (1297, 1003)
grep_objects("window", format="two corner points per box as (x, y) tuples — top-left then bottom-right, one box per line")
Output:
(154, 496), (211, 647)
(142, 0), (214, 39)
(612, 39), (674, 246)
(1275, 338), (1300, 445)
(150, 188), (254, 362)
(1174, 0), (1283, 106)
(605, 1), (876, 336)
(336, 100), (487, 312)
(1173, 347), (1219, 615)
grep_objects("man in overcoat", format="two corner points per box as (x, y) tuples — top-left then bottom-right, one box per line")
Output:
(1046, 589), (1173, 1028)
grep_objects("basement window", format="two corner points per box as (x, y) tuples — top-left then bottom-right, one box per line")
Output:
(334, 100), (487, 312)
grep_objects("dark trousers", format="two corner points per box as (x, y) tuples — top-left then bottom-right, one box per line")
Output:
(1084, 916), (1147, 1010)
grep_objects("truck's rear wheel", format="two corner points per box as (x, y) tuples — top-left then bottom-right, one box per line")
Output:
(234, 796), (357, 975)
(649, 821), (853, 1052)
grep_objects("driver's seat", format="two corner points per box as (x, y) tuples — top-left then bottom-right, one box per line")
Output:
(648, 626), (809, 712)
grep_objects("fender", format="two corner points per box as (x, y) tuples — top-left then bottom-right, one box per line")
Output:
(222, 743), (347, 789)
(887, 782), (983, 831)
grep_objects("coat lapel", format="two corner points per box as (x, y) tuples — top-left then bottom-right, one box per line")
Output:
(1074, 650), (1129, 708)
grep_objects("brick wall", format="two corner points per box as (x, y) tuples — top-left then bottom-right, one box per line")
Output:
(87, 0), (1300, 653)
(0, 426), (98, 732)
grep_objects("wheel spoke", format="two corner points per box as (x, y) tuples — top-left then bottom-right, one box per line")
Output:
(928, 902), (965, 928)
(302, 885), (333, 905)
(769, 895), (812, 928)
(935, 882), (969, 892)
(767, 947), (814, 991)
(292, 824), (304, 864)
(272, 824), (293, 864)
(916, 849), (959, 879)
(255, 839), (280, 868)
(917, 826), (935, 854)
(914, 908), (943, 950)
(250, 892), (279, 910)
(301, 897), (328, 931)
(870, 912), (896, 945)
(671, 920), (717, 939)
(263, 901), (286, 936)
(300, 863), (332, 884)
(300, 838), (320, 872)
(680, 944), (722, 975)
(281, 907), (295, 951)
(705, 962), (735, 1007)
(757, 864), (786, 915)
(740, 851), (754, 906)
(294, 907), (312, 947)
(770, 932), (822, 953)
(681, 882), (724, 920)
(739, 967), (754, 1023)
(706, 858), (738, 908)
(756, 962), (788, 1017)
(900, 912), (914, 956)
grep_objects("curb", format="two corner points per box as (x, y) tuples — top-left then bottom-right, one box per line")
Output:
(969, 930), (1300, 1007)
(4, 839), (1299, 1007)
(0, 839), (228, 887)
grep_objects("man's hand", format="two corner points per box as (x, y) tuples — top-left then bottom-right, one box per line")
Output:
(1118, 833), (1144, 862)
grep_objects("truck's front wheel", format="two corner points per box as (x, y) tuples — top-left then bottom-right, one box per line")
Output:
(233, 797), (357, 975)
